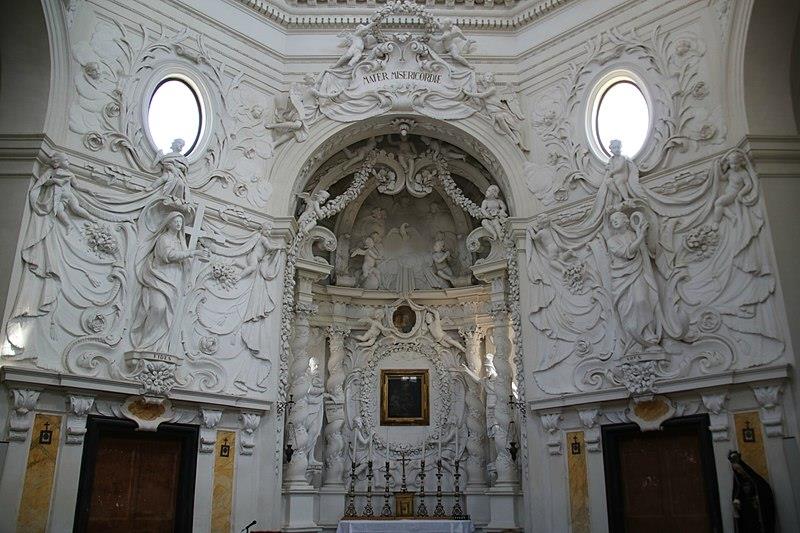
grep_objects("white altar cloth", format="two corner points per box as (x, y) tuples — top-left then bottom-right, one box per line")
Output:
(336, 519), (474, 533)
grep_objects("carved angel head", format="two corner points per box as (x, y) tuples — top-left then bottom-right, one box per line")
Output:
(50, 152), (70, 170)
(608, 139), (622, 156)
(609, 210), (629, 230)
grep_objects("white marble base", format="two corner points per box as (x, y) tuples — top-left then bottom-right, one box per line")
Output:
(485, 484), (521, 532)
(283, 483), (321, 532)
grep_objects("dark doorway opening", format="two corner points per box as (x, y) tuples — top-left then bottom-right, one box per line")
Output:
(74, 416), (198, 533)
(602, 414), (723, 533)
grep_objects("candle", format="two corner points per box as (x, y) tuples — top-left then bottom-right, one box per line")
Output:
(438, 432), (442, 460)
(352, 430), (358, 463)
(455, 429), (459, 457)
(368, 433), (373, 460)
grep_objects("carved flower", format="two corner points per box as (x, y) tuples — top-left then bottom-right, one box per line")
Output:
(562, 262), (586, 294)
(574, 338), (591, 356)
(234, 183), (248, 197)
(199, 336), (219, 355)
(674, 39), (693, 57)
(85, 313), (107, 334)
(683, 223), (719, 261)
(83, 132), (105, 151)
(103, 102), (120, 118)
(546, 152), (560, 166)
(691, 82), (709, 99)
(697, 124), (716, 140)
(84, 223), (118, 256)
(140, 361), (176, 396)
(537, 110), (557, 129)
(619, 361), (657, 395)
(244, 148), (257, 159)
(553, 188), (569, 202)
(211, 262), (240, 290)
(250, 104), (264, 119)
(83, 61), (101, 80)
(697, 309), (722, 333)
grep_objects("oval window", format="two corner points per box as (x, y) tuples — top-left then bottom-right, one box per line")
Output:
(594, 80), (650, 158)
(147, 77), (203, 155)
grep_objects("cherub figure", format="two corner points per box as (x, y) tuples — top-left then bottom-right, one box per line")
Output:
(266, 87), (311, 148)
(425, 308), (466, 352)
(386, 134), (418, 184)
(420, 136), (466, 161)
(354, 310), (391, 347)
(149, 139), (191, 203)
(34, 152), (94, 232)
(480, 185), (508, 242)
(296, 190), (331, 234)
(602, 139), (638, 202)
(432, 237), (455, 286)
(343, 136), (382, 166)
(432, 19), (474, 69)
(333, 21), (376, 68)
(464, 73), (528, 151)
(713, 150), (756, 223)
(350, 236), (382, 289)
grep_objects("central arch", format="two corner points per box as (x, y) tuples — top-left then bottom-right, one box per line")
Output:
(264, 112), (536, 218)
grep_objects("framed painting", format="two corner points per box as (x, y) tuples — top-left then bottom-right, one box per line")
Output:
(380, 369), (429, 426)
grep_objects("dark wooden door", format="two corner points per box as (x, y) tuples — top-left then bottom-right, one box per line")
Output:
(74, 417), (198, 533)
(603, 415), (722, 533)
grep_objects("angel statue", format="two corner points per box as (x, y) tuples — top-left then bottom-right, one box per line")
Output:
(130, 211), (210, 355)
(266, 83), (314, 148)
(480, 184), (508, 242)
(333, 21), (376, 68)
(424, 308), (466, 352)
(350, 236), (382, 290)
(464, 73), (529, 151)
(354, 310), (391, 348)
(296, 190), (331, 234)
(432, 19), (474, 69)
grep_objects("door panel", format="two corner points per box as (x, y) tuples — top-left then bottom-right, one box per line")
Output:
(74, 417), (198, 533)
(603, 415), (722, 533)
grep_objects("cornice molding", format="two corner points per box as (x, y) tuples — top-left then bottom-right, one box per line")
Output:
(235, 0), (576, 31)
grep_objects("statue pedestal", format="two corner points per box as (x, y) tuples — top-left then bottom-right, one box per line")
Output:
(283, 482), (320, 532)
(485, 484), (521, 532)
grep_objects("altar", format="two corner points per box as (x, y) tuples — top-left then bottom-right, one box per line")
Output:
(336, 520), (475, 533)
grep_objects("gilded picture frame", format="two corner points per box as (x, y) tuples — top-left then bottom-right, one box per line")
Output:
(380, 369), (430, 426)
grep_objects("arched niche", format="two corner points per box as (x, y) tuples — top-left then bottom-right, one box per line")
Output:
(740, 0), (800, 135)
(263, 112), (538, 218)
(0, 0), (63, 135)
(303, 133), (493, 290)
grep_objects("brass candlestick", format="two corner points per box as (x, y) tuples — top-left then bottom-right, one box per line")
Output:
(451, 458), (466, 519)
(363, 460), (374, 517)
(381, 460), (392, 517)
(433, 459), (445, 517)
(417, 458), (429, 517)
(344, 458), (357, 518)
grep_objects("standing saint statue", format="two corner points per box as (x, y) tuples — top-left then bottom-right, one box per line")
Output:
(728, 451), (775, 533)
(605, 210), (662, 354)
(130, 211), (209, 355)
(236, 223), (283, 392)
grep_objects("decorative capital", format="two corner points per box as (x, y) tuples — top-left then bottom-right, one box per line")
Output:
(8, 388), (41, 441)
(752, 384), (784, 438)
(239, 411), (262, 455)
(701, 392), (729, 442)
(540, 412), (563, 456)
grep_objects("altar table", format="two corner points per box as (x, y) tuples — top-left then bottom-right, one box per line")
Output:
(336, 519), (475, 533)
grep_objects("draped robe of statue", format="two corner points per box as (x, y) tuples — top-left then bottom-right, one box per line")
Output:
(236, 231), (283, 391)
(130, 212), (193, 355)
(606, 216), (662, 351)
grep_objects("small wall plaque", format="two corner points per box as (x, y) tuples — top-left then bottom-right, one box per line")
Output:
(220, 437), (231, 457)
(742, 421), (756, 443)
(571, 435), (582, 455)
(39, 422), (53, 445)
